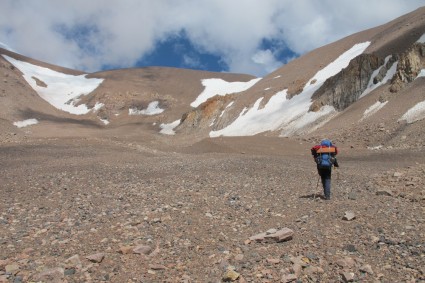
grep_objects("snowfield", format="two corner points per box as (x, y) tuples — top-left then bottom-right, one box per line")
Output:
(210, 42), (371, 137)
(399, 100), (425, 124)
(191, 78), (261, 107)
(4, 56), (104, 115)
(13, 119), (39, 128)
(361, 101), (388, 121)
(129, 101), (164, 116)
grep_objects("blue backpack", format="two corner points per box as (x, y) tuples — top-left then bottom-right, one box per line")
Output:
(315, 140), (335, 169)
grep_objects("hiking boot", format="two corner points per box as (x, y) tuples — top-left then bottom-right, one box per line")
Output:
(324, 196), (330, 200)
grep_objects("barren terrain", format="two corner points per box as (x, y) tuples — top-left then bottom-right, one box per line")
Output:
(0, 132), (424, 283)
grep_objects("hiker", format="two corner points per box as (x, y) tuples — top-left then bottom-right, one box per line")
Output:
(311, 139), (339, 200)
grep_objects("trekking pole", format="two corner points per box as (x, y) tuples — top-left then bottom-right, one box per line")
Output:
(335, 166), (340, 181)
(314, 175), (320, 200)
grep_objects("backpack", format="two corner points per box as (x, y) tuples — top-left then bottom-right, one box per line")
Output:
(315, 140), (336, 169)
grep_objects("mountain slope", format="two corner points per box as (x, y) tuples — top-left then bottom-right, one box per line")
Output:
(0, 7), (424, 150)
(176, 7), (425, 149)
(0, 47), (255, 142)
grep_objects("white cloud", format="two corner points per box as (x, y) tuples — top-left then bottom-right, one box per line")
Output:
(182, 54), (202, 69)
(0, 0), (423, 76)
(251, 50), (282, 74)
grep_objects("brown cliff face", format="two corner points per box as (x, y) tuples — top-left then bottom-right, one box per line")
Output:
(177, 95), (235, 133)
(390, 43), (425, 92)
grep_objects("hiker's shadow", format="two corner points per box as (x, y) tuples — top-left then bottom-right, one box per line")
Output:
(299, 193), (325, 200)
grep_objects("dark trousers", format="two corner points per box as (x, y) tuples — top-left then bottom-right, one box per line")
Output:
(318, 168), (332, 199)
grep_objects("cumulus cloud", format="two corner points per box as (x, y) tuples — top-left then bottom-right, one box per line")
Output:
(0, 0), (423, 76)
(252, 50), (282, 74)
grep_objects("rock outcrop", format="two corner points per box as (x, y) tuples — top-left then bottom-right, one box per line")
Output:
(390, 42), (425, 92)
(177, 94), (235, 133)
(309, 54), (382, 112)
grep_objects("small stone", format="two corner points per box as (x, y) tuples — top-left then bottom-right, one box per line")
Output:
(119, 245), (134, 254)
(34, 267), (65, 282)
(341, 271), (355, 282)
(133, 245), (152, 255)
(0, 259), (10, 269)
(266, 228), (278, 234)
(304, 266), (324, 275)
(282, 274), (297, 282)
(348, 192), (357, 200)
(222, 269), (240, 281)
(234, 254), (244, 261)
(359, 264), (374, 274)
(249, 232), (267, 242)
(266, 258), (280, 264)
(336, 257), (356, 268)
(64, 268), (76, 276)
(65, 255), (82, 268)
(86, 253), (105, 263)
(148, 264), (167, 270)
(343, 211), (356, 221)
(291, 263), (302, 276)
(5, 264), (19, 274)
(264, 228), (294, 242)
(376, 190), (393, 196)
(343, 244), (357, 253)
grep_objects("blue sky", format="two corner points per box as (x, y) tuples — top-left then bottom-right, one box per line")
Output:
(138, 30), (228, 72)
(0, 0), (424, 77)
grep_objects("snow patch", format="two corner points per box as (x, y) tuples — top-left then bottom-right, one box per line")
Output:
(191, 78), (261, 107)
(217, 101), (235, 119)
(417, 33), (425, 43)
(99, 118), (109, 125)
(13, 119), (38, 128)
(93, 102), (104, 111)
(368, 145), (383, 150)
(399, 100), (425, 123)
(360, 57), (397, 99)
(129, 101), (164, 115)
(226, 101), (234, 108)
(160, 120), (180, 135)
(360, 101), (388, 121)
(416, 69), (425, 78)
(3, 56), (103, 115)
(280, 105), (337, 137)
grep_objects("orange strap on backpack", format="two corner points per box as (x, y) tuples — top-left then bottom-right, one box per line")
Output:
(316, 146), (336, 154)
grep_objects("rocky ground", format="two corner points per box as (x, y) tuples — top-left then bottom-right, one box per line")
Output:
(0, 135), (424, 283)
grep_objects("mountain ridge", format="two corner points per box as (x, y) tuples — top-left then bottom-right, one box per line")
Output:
(0, 7), (424, 149)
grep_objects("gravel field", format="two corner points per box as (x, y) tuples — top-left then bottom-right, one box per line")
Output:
(0, 136), (424, 283)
